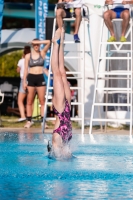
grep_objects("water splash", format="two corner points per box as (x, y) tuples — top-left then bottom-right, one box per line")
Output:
(48, 144), (72, 161)
(43, 134), (51, 144)
(81, 134), (85, 142)
(89, 133), (96, 144)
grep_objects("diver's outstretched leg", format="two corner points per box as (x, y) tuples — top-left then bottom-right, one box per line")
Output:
(51, 28), (65, 113)
(59, 28), (71, 106)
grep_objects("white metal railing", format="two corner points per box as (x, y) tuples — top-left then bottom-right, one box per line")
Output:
(89, 4), (133, 139)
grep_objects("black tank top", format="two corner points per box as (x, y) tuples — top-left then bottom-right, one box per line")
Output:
(29, 52), (44, 67)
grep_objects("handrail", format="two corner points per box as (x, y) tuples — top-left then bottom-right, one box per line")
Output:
(81, 4), (89, 21)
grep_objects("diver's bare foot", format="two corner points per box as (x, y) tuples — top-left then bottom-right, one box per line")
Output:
(61, 28), (65, 44)
(52, 28), (61, 44)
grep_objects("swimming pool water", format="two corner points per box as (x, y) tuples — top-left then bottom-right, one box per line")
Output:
(0, 132), (133, 199)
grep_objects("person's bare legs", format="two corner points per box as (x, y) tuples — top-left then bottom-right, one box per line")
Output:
(24, 86), (35, 127)
(104, 10), (116, 37)
(104, 9), (130, 38)
(121, 10), (130, 37)
(56, 8), (66, 30)
(59, 28), (71, 106)
(26, 86), (35, 117)
(74, 8), (82, 35)
(18, 92), (26, 119)
(51, 29), (72, 157)
(36, 86), (46, 117)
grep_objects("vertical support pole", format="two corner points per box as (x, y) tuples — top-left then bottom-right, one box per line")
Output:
(127, 52), (130, 112)
(105, 28), (110, 133)
(81, 18), (85, 138)
(89, 17), (105, 135)
(87, 22), (103, 132)
(87, 23), (95, 77)
(130, 18), (133, 139)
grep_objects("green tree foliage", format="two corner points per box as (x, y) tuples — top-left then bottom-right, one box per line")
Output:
(0, 51), (23, 77)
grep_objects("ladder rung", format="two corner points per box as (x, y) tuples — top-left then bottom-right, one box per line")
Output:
(99, 57), (131, 60)
(63, 18), (76, 21)
(67, 72), (81, 75)
(64, 57), (83, 59)
(94, 103), (131, 106)
(99, 77), (131, 80)
(71, 117), (82, 121)
(46, 118), (55, 121)
(101, 42), (131, 45)
(106, 50), (132, 53)
(112, 18), (131, 22)
(92, 119), (131, 122)
(71, 87), (82, 90)
(67, 77), (83, 80)
(71, 102), (82, 105)
(98, 71), (132, 75)
(112, 19), (123, 22)
(96, 88), (132, 91)
(102, 91), (133, 94)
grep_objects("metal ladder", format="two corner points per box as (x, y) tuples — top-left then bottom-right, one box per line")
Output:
(89, 8), (133, 138)
(42, 3), (95, 137)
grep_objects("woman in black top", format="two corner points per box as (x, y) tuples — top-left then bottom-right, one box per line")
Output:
(23, 39), (50, 128)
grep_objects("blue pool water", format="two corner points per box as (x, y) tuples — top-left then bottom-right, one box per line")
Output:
(0, 132), (133, 199)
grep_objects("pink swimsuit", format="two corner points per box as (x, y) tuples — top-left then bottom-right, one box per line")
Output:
(53, 99), (72, 143)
